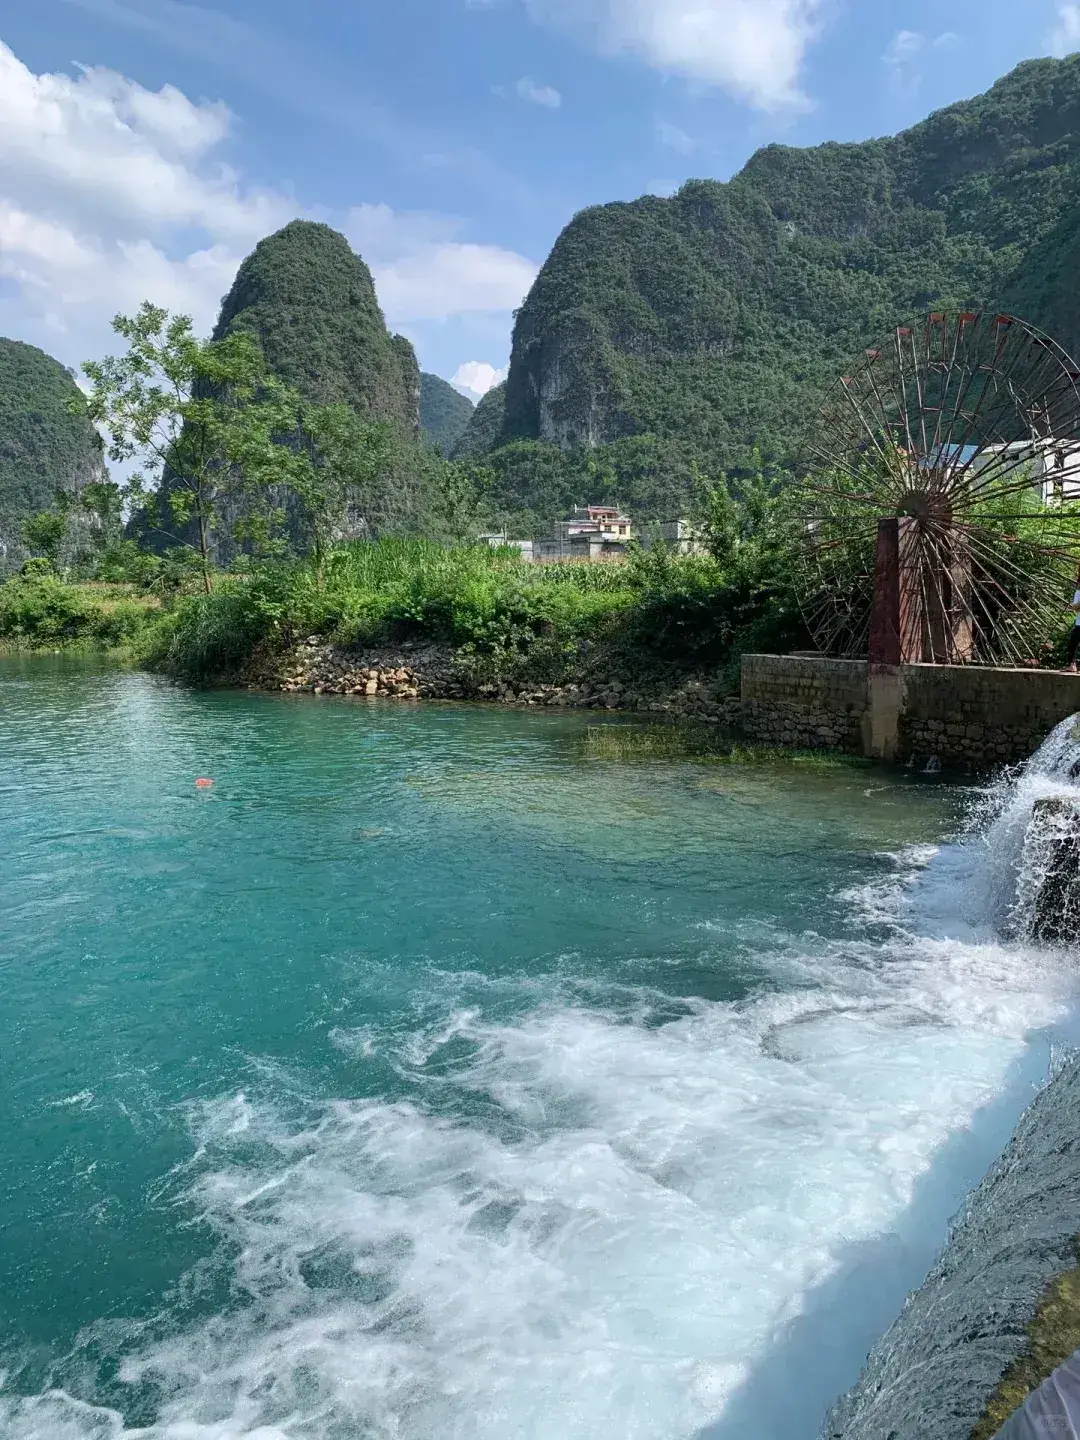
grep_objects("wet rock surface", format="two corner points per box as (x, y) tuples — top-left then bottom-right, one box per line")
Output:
(826, 1055), (1080, 1440)
(1028, 797), (1080, 945)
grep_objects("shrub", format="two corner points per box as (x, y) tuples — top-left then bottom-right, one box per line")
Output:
(139, 583), (275, 681)
(0, 576), (97, 643)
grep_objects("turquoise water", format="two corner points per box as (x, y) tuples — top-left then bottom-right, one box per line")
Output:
(2, 657), (1077, 1440)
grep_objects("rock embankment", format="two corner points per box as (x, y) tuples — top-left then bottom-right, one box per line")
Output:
(260, 638), (743, 724)
(826, 1053), (1080, 1440)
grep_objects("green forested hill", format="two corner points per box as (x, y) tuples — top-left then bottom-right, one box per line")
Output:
(481, 54), (1080, 530)
(214, 220), (420, 436)
(420, 373), (475, 454)
(0, 339), (106, 570)
(452, 381), (506, 459)
(146, 221), (432, 555)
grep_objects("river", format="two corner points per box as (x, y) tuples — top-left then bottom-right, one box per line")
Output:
(1, 656), (1077, 1439)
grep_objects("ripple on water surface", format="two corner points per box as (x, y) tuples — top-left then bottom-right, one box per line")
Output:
(0, 658), (1076, 1440)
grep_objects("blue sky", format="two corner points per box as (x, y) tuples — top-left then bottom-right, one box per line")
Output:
(1, 0), (1078, 400)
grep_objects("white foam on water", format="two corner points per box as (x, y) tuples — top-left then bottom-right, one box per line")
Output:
(5, 796), (1080, 1440)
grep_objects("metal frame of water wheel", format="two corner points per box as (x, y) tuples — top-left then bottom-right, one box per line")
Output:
(794, 311), (1080, 667)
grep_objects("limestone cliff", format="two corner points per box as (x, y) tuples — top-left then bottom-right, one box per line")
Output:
(498, 54), (1080, 474)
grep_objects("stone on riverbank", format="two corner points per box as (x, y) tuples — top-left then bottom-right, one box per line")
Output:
(253, 638), (744, 727)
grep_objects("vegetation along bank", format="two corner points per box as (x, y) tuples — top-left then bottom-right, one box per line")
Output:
(6, 54), (1080, 702)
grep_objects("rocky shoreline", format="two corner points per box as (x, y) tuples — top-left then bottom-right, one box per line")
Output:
(258, 637), (744, 726)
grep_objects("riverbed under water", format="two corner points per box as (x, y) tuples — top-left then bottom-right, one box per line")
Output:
(2, 657), (1078, 1440)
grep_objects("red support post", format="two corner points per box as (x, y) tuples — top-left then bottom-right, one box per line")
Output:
(869, 518), (902, 666)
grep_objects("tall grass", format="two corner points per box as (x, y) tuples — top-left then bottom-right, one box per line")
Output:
(135, 539), (642, 681)
(120, 534), (803, 684)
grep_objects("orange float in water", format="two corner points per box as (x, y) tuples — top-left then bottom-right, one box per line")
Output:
(195, 778), (214, 788)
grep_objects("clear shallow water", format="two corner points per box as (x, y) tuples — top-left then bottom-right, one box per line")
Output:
(1, 656), (1078, 1440)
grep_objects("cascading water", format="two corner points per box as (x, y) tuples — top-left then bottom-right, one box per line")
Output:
(976, 713), (1080, 943)
(826, 717), (1080, 1440)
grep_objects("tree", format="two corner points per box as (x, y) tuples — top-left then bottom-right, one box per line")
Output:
(81, 303), (304, 593)
(287, 403), (393, 585)
(21, 511), (67, 568)
(80, 480), (125, 546)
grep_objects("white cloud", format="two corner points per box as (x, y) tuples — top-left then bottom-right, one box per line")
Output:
(524, 0), (826, 110)
(0, 38), (297, 367)
(0, 202), (239, 332)
(655, 119), (696, 154)
(452, 361), (507, 398)
(0, 41), (292, 240)
(345, 204), (538, 325)
(0, 41), (536, 392)
(881, 28), (958, 92)
(1052, 4), (1080, 55)
(515, 76), (562, 107)
(883, 29), (924, 67)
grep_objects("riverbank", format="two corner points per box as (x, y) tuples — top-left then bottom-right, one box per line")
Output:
(253, 634), (744, 723)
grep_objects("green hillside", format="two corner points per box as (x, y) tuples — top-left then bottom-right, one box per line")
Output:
(0, 339), (106, 571)
(484, 54), (1080, 528)
(420, 373), (475, 454)
(145, 221), (434, 556)
(453, 381), (507, 459)
(214, 220), (420, 435)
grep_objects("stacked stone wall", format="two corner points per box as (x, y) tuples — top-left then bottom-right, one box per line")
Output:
(739, 655), (868, 752)
(899, 664), (1080, 767)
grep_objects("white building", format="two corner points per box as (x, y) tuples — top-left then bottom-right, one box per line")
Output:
(932, 440), (1080, 503)
(534, 506), (634, 562)
(479, 532), (535, 561)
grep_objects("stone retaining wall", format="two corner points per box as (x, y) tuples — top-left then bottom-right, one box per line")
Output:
(258, 638), (743, 726)
(740, 655), (868, 752)
(900, 664), (1080, 767)
(739, 655), (1080, 768)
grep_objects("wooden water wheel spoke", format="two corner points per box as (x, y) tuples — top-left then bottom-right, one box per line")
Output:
(796, 311), (1080, 665)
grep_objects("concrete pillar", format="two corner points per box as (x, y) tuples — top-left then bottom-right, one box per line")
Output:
(863, 663), (905, 761)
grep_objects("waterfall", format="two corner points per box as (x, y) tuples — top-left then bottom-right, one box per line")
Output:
(975, 714), (1080, 942)
(825, 719), (1080, 1440)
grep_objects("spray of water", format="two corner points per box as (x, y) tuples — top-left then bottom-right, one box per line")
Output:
(972, 714), (1080, 940)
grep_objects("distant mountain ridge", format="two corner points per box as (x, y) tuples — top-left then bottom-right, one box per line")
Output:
(0, 338), (106, 571)
(420, 373), (474, 455)
(467, 53), (1080, 527)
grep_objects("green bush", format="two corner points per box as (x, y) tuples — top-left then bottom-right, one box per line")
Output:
(138, 584), (276, 681)
(0, 576), (97, 643)
(0, 574), (160, 650)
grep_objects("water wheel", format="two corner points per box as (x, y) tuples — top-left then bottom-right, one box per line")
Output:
(795, 312), (1080, 666)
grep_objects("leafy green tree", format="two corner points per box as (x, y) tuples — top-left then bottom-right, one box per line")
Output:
(80, 480), (125, 547)
(21, 510), (67, 568)
(81, 303), (304, 593)
(287, 403), (393, 585)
